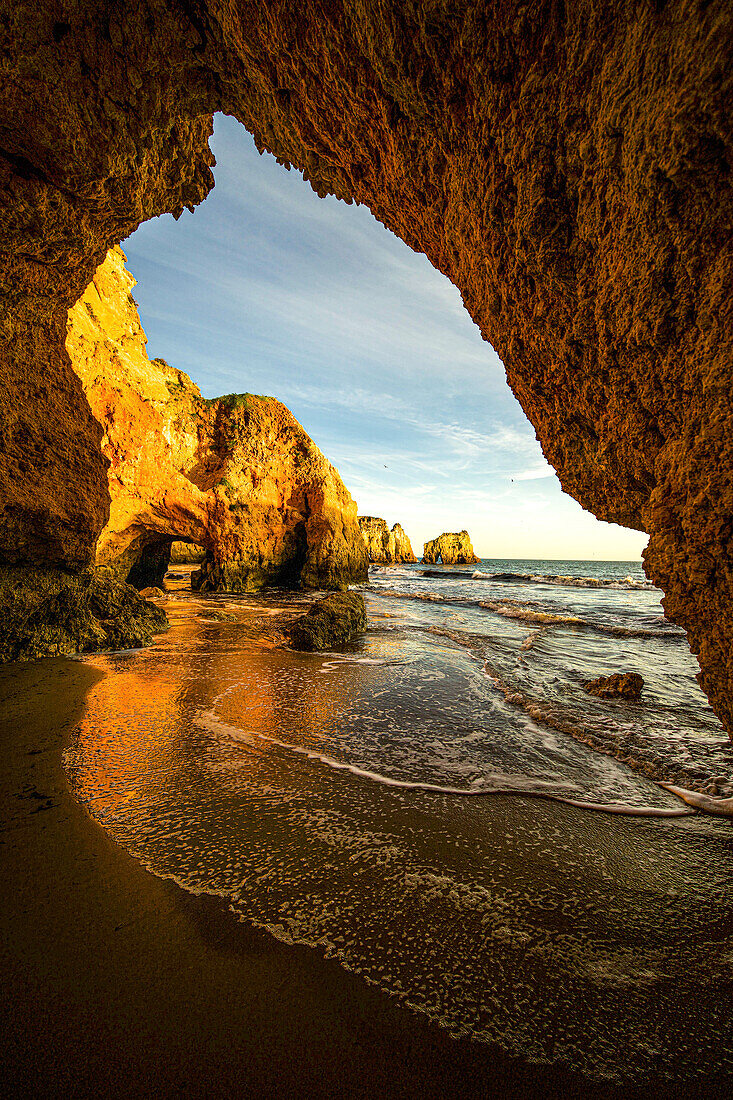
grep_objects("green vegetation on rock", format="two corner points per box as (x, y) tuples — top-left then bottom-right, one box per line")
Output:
(285, 592), (367, 651)
(0, 566), (168, 661)
(210, 392), (272, 413)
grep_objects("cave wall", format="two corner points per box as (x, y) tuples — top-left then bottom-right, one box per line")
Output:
(1, 2), (732, 727)
(0, 1), (218, 567)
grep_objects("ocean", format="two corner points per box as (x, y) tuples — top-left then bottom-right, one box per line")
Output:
(64, 559), (733, 1082)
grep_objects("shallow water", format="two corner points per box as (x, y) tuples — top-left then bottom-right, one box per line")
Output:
(64, 566), (733, 1082)
(367, 559), (733, 793)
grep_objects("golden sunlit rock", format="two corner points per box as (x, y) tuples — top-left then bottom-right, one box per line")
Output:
(170, 542), (205, 565)
(422, 531), (479, 565)
(0, 2), (731, 731)
(67, 248), (368, 593)
(358, 517), (417, 564)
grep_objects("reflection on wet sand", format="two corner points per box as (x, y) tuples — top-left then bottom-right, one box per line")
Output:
(66, 587), (733, 1085)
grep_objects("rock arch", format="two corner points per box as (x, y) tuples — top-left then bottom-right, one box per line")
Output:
(67, 247), (368, 593)
(1, 2), (732, 729)
(422, 532), (479, 566)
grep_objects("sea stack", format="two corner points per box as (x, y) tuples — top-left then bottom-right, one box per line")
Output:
(66, 247), (369, 594)
(359, 517), (417, 564)
(422, 531), (479, 565)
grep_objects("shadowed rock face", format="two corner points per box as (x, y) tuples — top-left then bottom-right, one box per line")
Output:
(67, 248), (368, 593)
(359, 517), (417, 564)
(422, 531), (479, 566)
(285, 592), (367, 651)
(0, 566), (167, 663)
(1, 3), (732, 731)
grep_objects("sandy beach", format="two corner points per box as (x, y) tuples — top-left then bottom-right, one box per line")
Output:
(0, 656), (632, 1100)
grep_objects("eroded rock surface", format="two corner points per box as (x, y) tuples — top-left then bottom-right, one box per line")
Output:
(359, 517), (417, 564)
(1, 4), (733, 731)
(67, 248), (368, 593)
(584, 672), (644, 701)
(285, 592), (367, 651)
(0, 566), (167, 662)
(422, 531), (479, 566)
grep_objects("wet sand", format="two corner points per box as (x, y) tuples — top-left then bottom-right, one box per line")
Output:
(1, 656), (731, 1099)
(0, 657), (614, 1100)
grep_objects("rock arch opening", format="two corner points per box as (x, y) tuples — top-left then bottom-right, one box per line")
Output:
(0, 2), (731, 733)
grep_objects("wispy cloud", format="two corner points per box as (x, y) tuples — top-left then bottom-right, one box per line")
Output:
(123, 113), (647, 561)
(512, 462), (555, 481)
(280, 381), (542, 462)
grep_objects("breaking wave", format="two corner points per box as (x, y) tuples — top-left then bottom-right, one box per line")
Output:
(417, 568), (656, 590)
(375, 587), (675, 638)
(194, 701), (692, 817)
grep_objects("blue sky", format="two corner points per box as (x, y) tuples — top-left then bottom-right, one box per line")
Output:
(123, 114), (647, 562)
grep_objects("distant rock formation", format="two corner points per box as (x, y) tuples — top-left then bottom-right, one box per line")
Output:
(358, 517), (417, 564)
(170, 542), (205, 565)
(422, 531), (479, 565)
(391, 524), (416, 564)
(66, 248), (368, 593)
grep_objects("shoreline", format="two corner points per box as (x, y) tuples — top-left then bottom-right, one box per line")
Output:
(0, 656), (620, 1099)
(364, 579), (733, 802)
(3, 656), (733, 1097)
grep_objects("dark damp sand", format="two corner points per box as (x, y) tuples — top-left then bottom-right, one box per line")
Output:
(0, 660), (712, 1100)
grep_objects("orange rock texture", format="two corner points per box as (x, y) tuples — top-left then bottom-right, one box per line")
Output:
(422, 531), (480, 566)
(359, 517), (416, 564)
(584, 672), (645, 701)
(0, 3), (732, 730)
(67, 248), (368, 592)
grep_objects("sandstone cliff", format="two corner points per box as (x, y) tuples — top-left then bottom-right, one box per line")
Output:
(66, 248), (368, 593)
(359, 517), (417, 564)
(422, 532), (479, 566)
(2, 3), (733, 733)
(392, 524), (417, 564)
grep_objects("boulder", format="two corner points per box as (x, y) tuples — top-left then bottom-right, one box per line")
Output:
(584, 673), (644, 701)
(0, 566), (168, 662)
(285, 592), (367, 651)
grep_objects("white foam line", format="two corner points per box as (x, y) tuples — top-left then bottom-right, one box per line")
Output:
(194, 701), (695, 819)
(660, 783), (733, 817)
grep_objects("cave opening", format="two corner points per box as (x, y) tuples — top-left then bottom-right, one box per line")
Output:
(3, 7), (733, 1090)
(1, 4), (730, 732)
(126, 536), (174, 590)
(120, 113), (648, 568)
